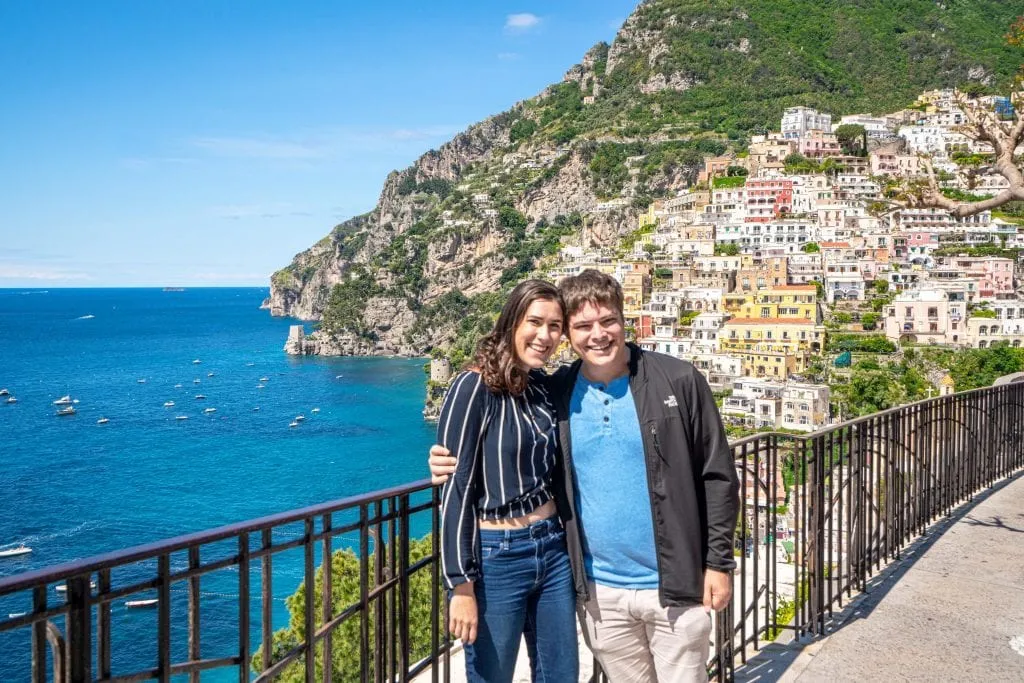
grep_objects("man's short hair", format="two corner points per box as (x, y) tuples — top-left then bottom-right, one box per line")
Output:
(559, 269), (624, 321)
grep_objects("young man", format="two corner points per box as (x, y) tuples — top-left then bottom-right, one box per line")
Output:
(431, 269), (739, 682)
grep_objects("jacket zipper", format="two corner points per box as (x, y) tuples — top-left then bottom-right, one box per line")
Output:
(645, 422), (668, 606)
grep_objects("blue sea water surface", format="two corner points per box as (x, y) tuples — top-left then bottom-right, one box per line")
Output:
(0, 288), (437, 680)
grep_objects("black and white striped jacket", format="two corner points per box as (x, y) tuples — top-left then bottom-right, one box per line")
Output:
(438, 369), (559, 588)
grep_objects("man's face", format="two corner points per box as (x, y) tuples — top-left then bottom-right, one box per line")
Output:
(567, 300), (627, 372)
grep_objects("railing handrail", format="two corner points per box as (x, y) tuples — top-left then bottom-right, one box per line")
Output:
(0, 477), (434, 594)
(728, 381), (999, 449)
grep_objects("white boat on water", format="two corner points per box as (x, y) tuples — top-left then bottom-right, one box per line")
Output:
(295, 415), (305, 422)
(176, 415), (189, 421)
(53, 395), (73, 405)
(193, 378), (201, 384)
(259, 377), (269, 382)
(207, 372), (215, 377)
(311, 407), (320, 413)
(125, 599), (158, 608)
(192, 359), (202, 364)
(56, 406), (76, 416)
(204, 408), (217, 414)
(6, 397), (17, 404)
(195, 394), (206, 400)
(0, 388), (9, 396)
(55, 580), (97, 593)
(174, 384), (183, 388)
(289, 421), (299, 428)
(8, 612), (26, 619)
(0, 546), (32, 558)
(97, 418), (109, 425)
(163, 401), (175, 407)
(137, 379), (146, 384)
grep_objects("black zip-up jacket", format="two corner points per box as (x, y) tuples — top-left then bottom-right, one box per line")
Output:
(549, 343), (740, 607)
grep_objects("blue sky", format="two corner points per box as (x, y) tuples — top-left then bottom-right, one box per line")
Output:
(0, 1), (638, 287)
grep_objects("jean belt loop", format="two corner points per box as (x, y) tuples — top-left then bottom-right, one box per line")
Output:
(502, 529), (512, 551)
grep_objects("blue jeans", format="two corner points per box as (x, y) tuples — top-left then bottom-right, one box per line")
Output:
(464, 517), (578, 683)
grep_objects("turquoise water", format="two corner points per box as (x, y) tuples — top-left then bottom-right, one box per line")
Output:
(0, 288), (436, 680)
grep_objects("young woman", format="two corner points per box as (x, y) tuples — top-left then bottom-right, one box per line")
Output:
(438, 279), (577, 683)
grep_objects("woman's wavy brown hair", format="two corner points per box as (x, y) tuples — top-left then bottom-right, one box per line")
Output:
(471, 279), (563, 396)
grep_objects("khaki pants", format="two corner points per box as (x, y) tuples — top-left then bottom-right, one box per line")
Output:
(580, 582), (711, 683)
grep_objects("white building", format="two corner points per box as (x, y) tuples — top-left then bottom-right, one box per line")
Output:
(782, 106), (832, 139)
(837, 114), (893, 138)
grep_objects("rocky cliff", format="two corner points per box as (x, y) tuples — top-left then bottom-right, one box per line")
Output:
(267, 0), (1021, 359)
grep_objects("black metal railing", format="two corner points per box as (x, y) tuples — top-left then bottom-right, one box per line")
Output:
(709, 382), (1024, 680)
(2, 383), (1023, 682)
(0, 483), (451, 683)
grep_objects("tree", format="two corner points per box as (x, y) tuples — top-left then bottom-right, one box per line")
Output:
(834, 124), (867, 156)
(801, 242), (820, 253)
(900, 17), (1024, 217)
(726, 165), (749, 177)
(715, 242), (739, 256)
(254, 536), (439, 682)
(861, 312), (880, 330)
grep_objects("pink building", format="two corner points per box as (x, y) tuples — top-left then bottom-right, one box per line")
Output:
(934, 256), (1015, 297)
(798, 130), (842, 159)
(745, 179), (794, 223)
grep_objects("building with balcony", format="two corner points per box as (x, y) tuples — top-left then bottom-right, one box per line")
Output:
(884, 288), (965, 345)
(745, 179), (794, 223)
(719, 317), (826, 378)
(781, 106), (832, 139)
(824, 262), (867, 303)
(723, 284), (819, 321)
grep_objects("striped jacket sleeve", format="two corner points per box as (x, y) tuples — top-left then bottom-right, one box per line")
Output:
(438, 371), (490, 589)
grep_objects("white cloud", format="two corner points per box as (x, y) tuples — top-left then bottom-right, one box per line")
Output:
(0, 263), (94, 281)
(209, 203), (315, 220)
(184, 126), (461, 162)
(187, 270), (271, 283)
(191, 136), (325, 160)
(505, 13), (541, 32)
(497, 52), (522, 62)
(120, 157), (197, 170)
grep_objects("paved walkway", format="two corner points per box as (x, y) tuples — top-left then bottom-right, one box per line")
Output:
(739, 472), (1024, 682)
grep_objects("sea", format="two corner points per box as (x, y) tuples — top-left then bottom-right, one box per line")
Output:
(0, 288), (437, 680)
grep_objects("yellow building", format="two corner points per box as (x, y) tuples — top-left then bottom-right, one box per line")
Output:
(622, 270), (652, 316)
(722, 284), (819, 322)
(719, 317), (826, 379)
(638, 202), (663, 230)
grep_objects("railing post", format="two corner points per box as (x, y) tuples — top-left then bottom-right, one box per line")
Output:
(31, 586), (47, 683)
(66, 575), (92, 683)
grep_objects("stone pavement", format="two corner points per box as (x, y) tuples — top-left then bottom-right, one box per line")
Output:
(738, 471), (1024, 683)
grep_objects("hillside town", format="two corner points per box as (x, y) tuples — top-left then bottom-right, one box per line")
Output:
(534, 89), (1022, 435)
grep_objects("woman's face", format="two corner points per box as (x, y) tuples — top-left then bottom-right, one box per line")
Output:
(512, 298), (564, 369)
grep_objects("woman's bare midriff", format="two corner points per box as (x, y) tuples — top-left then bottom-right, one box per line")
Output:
(478, 499), (557, 529)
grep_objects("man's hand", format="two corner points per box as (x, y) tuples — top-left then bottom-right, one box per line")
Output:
(449, 583), (478, 644)
(703, 568), (732, 613)
(429, 445), (457, 486)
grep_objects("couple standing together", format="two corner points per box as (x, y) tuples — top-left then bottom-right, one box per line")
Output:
(430, 269), (739, 683)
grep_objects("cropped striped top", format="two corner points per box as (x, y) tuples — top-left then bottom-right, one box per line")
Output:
(438, 370), (559, 588)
